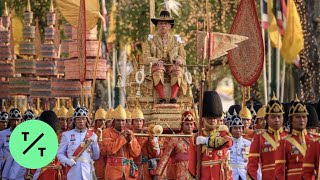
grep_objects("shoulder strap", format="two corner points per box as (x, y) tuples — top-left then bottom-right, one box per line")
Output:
(261, 131), (278, 149)
(285, 136), (306, 156)
(72, 130), (94, 157)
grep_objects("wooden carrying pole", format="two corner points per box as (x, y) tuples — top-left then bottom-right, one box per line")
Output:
(196, 33), (210, 180)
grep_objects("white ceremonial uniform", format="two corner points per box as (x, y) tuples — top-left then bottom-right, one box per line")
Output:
(57, 128), (100, 180)
(229, 136), (251, 180)
(0, 128), (26, 180)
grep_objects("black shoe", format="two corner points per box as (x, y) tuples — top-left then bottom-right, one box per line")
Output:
(169, 98), (177, 104)
(159, 98), (166, 104)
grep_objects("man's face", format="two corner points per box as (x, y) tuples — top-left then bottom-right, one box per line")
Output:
(157, 21), (171, 35)
(126, 119), (132, 128)
(291, 114), (308, 131)
(132, 119), (143, 130)
(206, 118), (218, 126)
(218, 118), (224, 125)
(9, 119), (21, 130)
(242, 118), (252, 129)
(267, 114), (283, 130)
(114, 119), (126, 132)
(59, 118), (68, 130)
(0, 122), (7, 131)
(96, 119), (105, 128)
(105, 120), (113, 128)
(75, 117), (87, 129)
(231, 126), (243, 139)
(182, 121), (195, 134)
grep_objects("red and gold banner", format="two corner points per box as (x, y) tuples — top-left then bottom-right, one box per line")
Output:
(228, 0), (264, 86)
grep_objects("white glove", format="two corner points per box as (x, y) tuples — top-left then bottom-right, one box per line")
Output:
(65, 159), (76, 166)
(196, 136), (208, 145)
(153, 137), (160, 155)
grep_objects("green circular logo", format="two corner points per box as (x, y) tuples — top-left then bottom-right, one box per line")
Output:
(9, 120), (58, 169)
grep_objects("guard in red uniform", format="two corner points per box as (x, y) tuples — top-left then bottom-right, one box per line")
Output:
(33, 111), (64, 180)
(247, 94), (288, 180)
(189, 91), (233, 180)
(301, 104), (320, 180)
(275, 96), (312, 180)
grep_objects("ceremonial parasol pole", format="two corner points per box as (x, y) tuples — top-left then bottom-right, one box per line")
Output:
(89, 14), (105, 118)
(149, 0), (155, 34)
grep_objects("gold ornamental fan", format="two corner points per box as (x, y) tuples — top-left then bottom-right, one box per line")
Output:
(56, 0), (100, 30)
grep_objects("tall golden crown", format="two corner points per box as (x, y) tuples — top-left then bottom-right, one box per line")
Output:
(106, 108), (114, 120)
(125, 108), (132, 119)
(58, 106), (68, 117)
(256, 105), (266, 119)
(239, 106), (252, 119)
(95, 107), (106, 120)
(131, 107), (144, 120)
(113, 105), (127, 120)
(67, 106), (75, 117)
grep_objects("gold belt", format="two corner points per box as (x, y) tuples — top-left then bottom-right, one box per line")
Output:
(201, 160), (223, 166)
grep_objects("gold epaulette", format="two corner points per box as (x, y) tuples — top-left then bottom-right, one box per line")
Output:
(254, 129), (266, 135)
(208, 136), (228, 149)
(308, 131), (320, 137)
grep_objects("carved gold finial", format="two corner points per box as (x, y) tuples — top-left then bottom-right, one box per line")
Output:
(49, 0), (54, 13)
(294, 94), (300, 102)
(271, 92), (277, 100)
(27, 0), (31, 12)
(4, 1), (9, 16)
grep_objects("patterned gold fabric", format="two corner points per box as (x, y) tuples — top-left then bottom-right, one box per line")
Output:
(143, 33), (187, 93)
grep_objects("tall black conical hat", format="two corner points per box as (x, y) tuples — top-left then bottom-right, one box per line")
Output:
(203, 91), (223, 119)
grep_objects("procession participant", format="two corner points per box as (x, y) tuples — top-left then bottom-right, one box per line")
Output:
(0, 111), (8, 131)
(305, 104), (319, 134)
(228, 112), (251, 180)
(154, 111), (195, 180)
(274, 96), (312, 179)
(57, 106), (69, 142)
(66, 106), (75, 130)
(1, 108), (26, 179)
(190, 91), (233, 179)
(131, 107), (160, 180)
(143, 10), (187, 104)
(105, 108), (114, 128)
(126, 108), (132, 129)
(57, 106), (100, 179)
(0, 111), (8, 177)
(101, 105), (141, 180)
(22, 108), (35, 121)
(93, 107), (107, 180)
(247, 94), (288, 180)
(254, 105), (266, 130)
(33, 110), (64, 180)
(239, 106), (254, 141)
